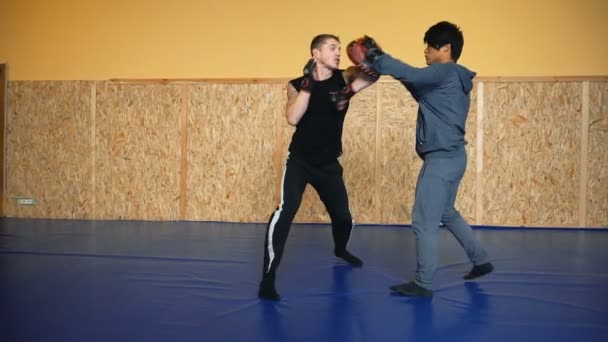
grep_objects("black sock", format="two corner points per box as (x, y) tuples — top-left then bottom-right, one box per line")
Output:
(334, 249), (363, 267)
(258, 277), (281, 301)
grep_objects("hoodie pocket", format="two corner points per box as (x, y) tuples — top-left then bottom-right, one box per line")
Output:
(417, 115), (426, 146)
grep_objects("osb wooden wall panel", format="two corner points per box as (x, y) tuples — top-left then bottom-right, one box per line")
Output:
(95, 83), (182, 220)
(377, 82), (419, 224)
(4, 79), (606, 227)
(340, 84), (378, 224)
(186, 84), (284, 222)
(456, 82), (478, 223)
(483, 82), (582, 226)
(4, 81), (94, 218)
(587, 82), (608, 226)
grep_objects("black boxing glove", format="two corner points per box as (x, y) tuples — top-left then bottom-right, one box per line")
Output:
(300, 58), (316, 92)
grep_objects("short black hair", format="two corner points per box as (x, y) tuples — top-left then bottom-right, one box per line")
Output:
(310, 34), (340, 56)
(423, 21), (464, 62)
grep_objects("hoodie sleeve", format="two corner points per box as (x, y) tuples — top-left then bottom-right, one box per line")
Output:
(372, 54), (447, 87)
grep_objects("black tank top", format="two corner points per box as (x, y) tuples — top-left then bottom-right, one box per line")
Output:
(288, 69), (349, 165)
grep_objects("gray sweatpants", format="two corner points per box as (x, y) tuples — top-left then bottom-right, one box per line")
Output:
(411, 149), (489, 289)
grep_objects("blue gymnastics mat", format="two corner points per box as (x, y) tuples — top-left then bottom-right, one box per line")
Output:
(1, 219), (607, 341)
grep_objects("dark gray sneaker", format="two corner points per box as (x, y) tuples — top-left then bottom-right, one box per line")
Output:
(389, 281), (433, 297)
(464, 262), (494, 280)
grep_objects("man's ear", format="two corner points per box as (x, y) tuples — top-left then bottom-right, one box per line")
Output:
(441, 44), (451, 54)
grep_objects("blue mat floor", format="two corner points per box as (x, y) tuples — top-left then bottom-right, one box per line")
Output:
(1, 219), (607, 341)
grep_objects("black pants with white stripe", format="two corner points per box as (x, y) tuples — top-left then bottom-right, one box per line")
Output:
(262, 154), (354, 280)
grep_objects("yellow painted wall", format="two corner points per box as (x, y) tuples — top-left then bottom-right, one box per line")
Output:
(1, 0), (607, 80)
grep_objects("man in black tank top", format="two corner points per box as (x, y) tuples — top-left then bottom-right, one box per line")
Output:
(258, 34), (378, 301)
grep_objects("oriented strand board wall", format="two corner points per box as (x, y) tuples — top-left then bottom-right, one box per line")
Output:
(457, 82), (478, 223)
(377, 82), (419, 224)
(4, 81), (94, 218)
(95, 83), (182, 220)
(186, 84), (284, 222)
(340, 83), (378, 224)
(588, 82), (608, 226)
(483, 82), (582, 226)
(3, 79), (607, 227)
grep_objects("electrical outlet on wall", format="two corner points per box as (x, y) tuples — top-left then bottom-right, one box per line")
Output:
(15, 197), (37, 205)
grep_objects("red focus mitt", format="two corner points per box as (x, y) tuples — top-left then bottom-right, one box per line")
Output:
(347, 35), (384, 75)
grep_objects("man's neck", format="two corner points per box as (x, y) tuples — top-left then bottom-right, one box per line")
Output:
(315, 67), (333, 81)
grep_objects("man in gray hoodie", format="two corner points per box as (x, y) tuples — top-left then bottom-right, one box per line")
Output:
(348, 21), (493, 297)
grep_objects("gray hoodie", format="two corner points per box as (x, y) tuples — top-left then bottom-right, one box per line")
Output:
(373, 54), (476, 159)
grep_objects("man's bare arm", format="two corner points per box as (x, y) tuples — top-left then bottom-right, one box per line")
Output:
(285, 82), (311, 126)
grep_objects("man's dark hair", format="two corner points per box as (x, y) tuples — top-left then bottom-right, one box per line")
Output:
(310, 34), (340, 55)
(424, 21), (464, 62)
